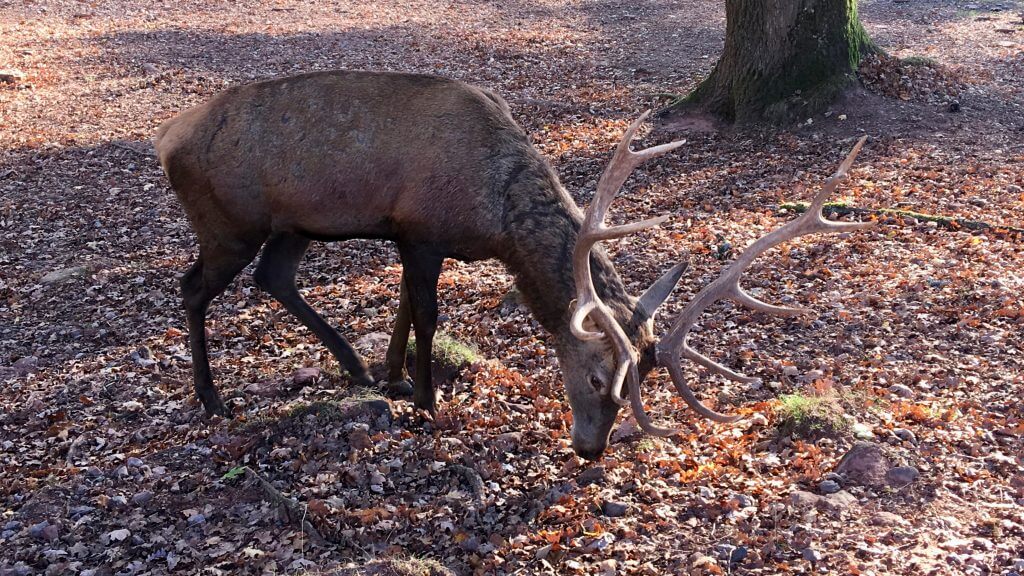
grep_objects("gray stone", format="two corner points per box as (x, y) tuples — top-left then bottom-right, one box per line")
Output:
(802, 547), (822, 563)
(835, 442), (890, 487)
(126, 457), (144, 468)
(730, 493), (755, 508)
(886, 466), (920, 486)
(888, 384), (914, 398)
(131, 490), (153, 505)
(3, 520), (22, 531)
(40, 266), (88, 285)
(870, 511), (904, 526)
(12, 356), (39, 377)
(353, 332), (390, 351)
(187, 513), (205, 526)
(789, 490), (822, 508)
(823, 490), (858, 512)
(852, 422), (875, 440)
(893, 428), (917, 443)
(601, 501), (628, 517)
(577, 466), (605, 486)
(819, 479), (841, 494)
(28, 521), (58, 542)
(69, 505), (95, 518)
(291, 367), (321, 386)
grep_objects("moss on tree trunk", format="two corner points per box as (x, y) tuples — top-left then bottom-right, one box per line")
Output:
(670, 0), (876, 124)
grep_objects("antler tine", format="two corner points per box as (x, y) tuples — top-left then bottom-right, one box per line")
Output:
(655, 136), (875, 422)
(570, 111), (686, 403)
(625, 363), (682, 436)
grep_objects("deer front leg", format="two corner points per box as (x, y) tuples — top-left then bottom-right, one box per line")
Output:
(383, 276), (415, 396)
(397, 245), (444, 414)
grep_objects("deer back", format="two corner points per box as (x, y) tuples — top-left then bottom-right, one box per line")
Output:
(155, 71), (537, 259)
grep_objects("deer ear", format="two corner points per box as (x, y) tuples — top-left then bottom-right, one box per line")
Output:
(637, 260), (689, 322)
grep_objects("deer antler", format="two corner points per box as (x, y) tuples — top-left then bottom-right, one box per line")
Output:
(571, 111), (685, 434)
(653, 136), (875, 425)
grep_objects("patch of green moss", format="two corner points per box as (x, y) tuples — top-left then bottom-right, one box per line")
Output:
(901, 55), (939, 68)
(408, 332), (480, 369)
(777, 393), (849, 439)
(287, 400), (344, 420)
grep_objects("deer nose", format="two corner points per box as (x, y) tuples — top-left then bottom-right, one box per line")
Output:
(572, 439), (607, 461)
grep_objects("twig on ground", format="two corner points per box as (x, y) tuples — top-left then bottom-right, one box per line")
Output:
(244, 466), (328, 547)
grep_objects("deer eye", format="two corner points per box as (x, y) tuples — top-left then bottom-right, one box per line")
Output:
(589, 374), (604, 391)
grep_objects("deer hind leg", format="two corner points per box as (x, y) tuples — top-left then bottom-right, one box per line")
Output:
(397, 245), (444, 414)
(181, 243), (260, 417)
(253, 232), (374, 387)
(383, 276), (415, 396)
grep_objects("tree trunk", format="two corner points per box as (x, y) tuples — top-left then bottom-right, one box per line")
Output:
(669, 0), (875, 124)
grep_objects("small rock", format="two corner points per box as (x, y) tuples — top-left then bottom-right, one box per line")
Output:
(187, 513), (205, 526)
(835, 441), (890, 487)
(126, 457), (144, 468)
(131, 490), (154, 505)
(353, 332), (390, 351)
(886, 465), (920, 486)
(3, 520), (22, 532)
(967, 197), (988, 207)
(802, 547), (822, 564)
(0, 69), (25, 84)
(69, 505), (96, 518)
(823, 490), (858, 512)
(852, 422), (875, 440)
(577, 466), (605, 486)
(12, 355), (40, 377)
(819, 479), (841, 494)
(383, 379), (414, 397)
(690, 555), (717, 569)
(597, 558), (618, 575)
(888, 384), (914, 398)
(790, 490), (822, 508)
(729, 493), (755, 508)
(29, 521), (58, 542)
(749, 413), (769, 427)
(601, 501), (628, 517)
(40, 266), (89, 285)
(291, 367), (321, 387)
(892, 428), (917, 443)
(870, 511), (904, 526)
(728, 545), (748, 564)
(948, 100), (961, 113)
(1012, 559), (1024, 571)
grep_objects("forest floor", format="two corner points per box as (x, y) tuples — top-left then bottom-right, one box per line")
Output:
(1, 0), (1023, 574)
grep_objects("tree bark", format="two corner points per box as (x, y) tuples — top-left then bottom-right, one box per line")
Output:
(668, 0), (875, 124)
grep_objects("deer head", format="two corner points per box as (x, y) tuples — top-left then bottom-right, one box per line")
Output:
(567, 112), (874, 458)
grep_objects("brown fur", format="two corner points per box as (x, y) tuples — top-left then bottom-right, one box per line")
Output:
(157, 70), (650, 458)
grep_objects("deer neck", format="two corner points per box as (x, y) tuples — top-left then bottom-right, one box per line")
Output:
(499, 161), (635, 339)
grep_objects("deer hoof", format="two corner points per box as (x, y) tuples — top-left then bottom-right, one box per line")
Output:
(203, 398), (232, 418)
(413, 388), (439, 415)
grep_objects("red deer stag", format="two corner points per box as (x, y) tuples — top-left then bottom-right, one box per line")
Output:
(156, 70), (873, 459)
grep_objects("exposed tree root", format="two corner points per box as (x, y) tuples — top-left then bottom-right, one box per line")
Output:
(244, 466), (329, 548)
(781, 201), (1024, 239)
